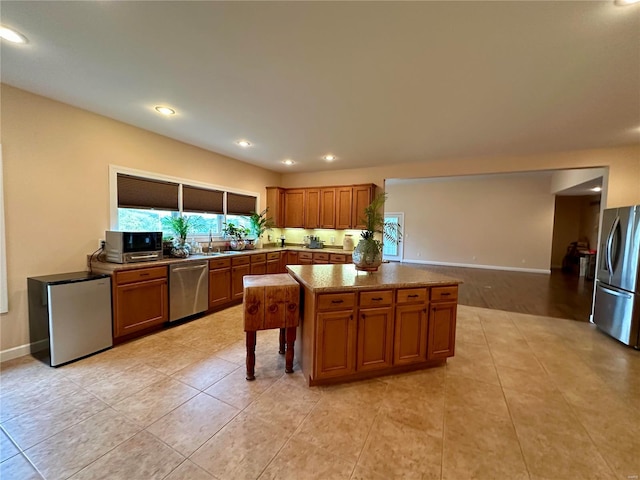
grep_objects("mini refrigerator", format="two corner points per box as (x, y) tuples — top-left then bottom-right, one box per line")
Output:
(28, 272), (113, 366)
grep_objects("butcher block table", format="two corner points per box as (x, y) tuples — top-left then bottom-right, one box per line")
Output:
(243, 274), (300, 380)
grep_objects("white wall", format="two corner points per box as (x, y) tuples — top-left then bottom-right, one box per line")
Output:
(385, 173), (556, 272)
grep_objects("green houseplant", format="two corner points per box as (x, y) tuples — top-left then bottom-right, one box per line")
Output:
(246, 208), (275, 247)
(161, 215), (203, 258)
(352, 192), (400, 272)
(222, 222), (250, 250)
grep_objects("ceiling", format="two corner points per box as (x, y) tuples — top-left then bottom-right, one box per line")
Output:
(1, 1), (639, 173)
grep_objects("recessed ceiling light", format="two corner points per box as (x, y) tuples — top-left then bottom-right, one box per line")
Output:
(154, 106), (176, 116)
(614, 0), (640, 5)
(591, 186), (602, 192)
(282, 159), (295, 166)
(0, 26), (28, 44)
(323, 154), (336, 162)
(236, 140), (251, 148)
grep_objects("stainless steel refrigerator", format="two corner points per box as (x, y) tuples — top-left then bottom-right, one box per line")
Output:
(593, 205), (640, 348)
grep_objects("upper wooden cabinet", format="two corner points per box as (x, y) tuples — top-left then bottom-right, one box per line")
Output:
(305, 189), (320, 229)
(267, 184), (375, 230)
(284, 189), (305, 228)
(266, 187), (285, 228)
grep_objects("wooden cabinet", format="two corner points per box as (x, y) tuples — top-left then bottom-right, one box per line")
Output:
(312, 252), (329, 264)
(329, 253), (350, 264)
(266, 252), (280, 274)
(266, 187), (285, 228)
(320, 188), (336, 229)
(113, 266), (168, 339)
(427, 286), (458, 360)
(394, 287), (429, 365)
(305, 189), (320, 229)
(250, 253), (266, 275)
(299, 251), (313, 265)
(284, 189), (305, 228)
(315, 293), (357, 380)
(335, 187), (353, 230)
(268, 184), (375, 229)
(357, 290), (394, 372)
(231, 256), (251, 300)
(352, 185), (374, 229)
(208, 257), (231, 309)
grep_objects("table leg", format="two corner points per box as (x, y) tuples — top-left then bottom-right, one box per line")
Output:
(245, 331), (257, 381)
(285, 326), (296, 374)
(278, 328), (286, 354)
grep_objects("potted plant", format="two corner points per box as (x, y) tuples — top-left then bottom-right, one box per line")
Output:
(246, 208), (275, 248)
(222, 222), (250, 250)
(352, 192), (400, 272)
(161, 215), (203, 258)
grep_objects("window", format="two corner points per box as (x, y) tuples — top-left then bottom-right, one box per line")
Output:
(113, 170), (258, 238)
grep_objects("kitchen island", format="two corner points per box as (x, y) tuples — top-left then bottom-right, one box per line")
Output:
(286, 263), (462, 386)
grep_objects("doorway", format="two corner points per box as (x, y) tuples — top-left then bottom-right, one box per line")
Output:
(383, 212), (404, 262)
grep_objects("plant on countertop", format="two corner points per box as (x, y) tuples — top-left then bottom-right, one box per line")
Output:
(222, 221), (250, 250)
(353, 192), (401, 272)
(161, 215), (204, 257)
(246, 208), (275, 240)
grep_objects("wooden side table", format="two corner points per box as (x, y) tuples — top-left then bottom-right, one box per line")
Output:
(243, 274), (300, 380)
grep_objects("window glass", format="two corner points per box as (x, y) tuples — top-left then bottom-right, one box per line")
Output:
(189, 213), (224, 236)
(117, 208), (174, 236)
(224, 215), (251, 234)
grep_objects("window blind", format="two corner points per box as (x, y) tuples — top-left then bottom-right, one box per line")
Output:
(183, 185), (224, 214)
(117, 174), (179, 210)
(227, 192), (256, 215)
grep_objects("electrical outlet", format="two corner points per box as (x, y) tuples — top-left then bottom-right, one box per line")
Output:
(98, 238), (105, 249)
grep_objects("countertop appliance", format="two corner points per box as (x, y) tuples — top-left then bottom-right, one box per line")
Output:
(104, 231), (163, 264)
(593, 205), (640, 348)
(27, 272), (113, 366)
(169, 260), (208, 322)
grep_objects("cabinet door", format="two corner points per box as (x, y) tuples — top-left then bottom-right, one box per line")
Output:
(320, 188), (336, 229)
(251, 262), (266, 275)
(335, 187), (353, 230)
(266, 187), (285, 228)
(114, 278), (167, 338)
(393, 304), (428, 365)
(284, 189), (305, 228)
(305, 189), (320, 229)
(209, 268), (231, 308)
(316, 310), (356, 379)
(357, 306), (394, 372)
(232, 264), (251, 300)
(352, 185), (373, 229)
(267, 260), (280, 274)
(428, 302), (457, 359)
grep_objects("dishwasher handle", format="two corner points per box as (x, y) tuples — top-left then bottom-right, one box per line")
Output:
(171, 264), (208, 273)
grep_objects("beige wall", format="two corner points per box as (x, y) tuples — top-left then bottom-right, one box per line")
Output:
(280, 145), (640, 209)
(0, 85), (281, 356)
(386, 174), (556, 271)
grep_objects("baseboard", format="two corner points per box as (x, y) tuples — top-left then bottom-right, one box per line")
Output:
(403, 259), (551, 275)
(0, 339), (47, 363)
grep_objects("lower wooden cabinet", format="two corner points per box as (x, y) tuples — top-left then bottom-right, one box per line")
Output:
(394, 304), (428, 365)
(231, 256), (251, 300)
(428, 302), (457, 359)
(113, 266), (168, 339)
(316, 309), (357, 379)
(357, 306), (394, 372)
(209, 257), (231, 309)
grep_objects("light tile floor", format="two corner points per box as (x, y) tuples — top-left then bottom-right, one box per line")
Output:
(1, 305), (639, 479)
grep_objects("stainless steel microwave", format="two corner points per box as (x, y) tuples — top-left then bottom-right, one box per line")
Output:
(104, 231), (163, 263)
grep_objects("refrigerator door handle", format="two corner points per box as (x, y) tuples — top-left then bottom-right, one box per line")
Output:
(605, 216), (620, 275)
(599, 285), (632, 299)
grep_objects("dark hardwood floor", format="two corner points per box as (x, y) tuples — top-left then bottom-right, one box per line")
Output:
(405, 263), (594, 322)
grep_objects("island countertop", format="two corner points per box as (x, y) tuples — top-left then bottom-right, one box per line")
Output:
(287, 263), (462, 293)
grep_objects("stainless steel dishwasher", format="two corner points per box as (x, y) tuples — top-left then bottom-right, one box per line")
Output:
(169, 261), (209, 322)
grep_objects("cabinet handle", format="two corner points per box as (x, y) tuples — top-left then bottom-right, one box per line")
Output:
(372, 297), (383, 301)
(408, 294), (419, 298)
(139, 273), (150, 277)
(331, 299), (344, 304)
(440, 292), (451, 296)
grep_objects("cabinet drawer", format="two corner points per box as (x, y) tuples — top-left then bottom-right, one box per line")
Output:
(267, 252), (280, 260)
(313, 252), (329, 262)
(116, 266), (167, 285)
(329, 253), (347, 263)
(251, 253), (267, 263)
(299, 252), (313, 261)
(360, 290), (393, 307)
(232, 256), (250, 266)
(396, 288), (428, 304)
(430, 285), (458, 302)
(317, 292), (356, 311)
(209, 257), (231, 269)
